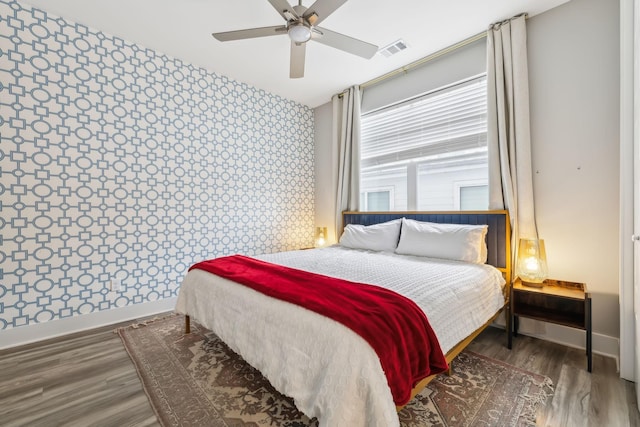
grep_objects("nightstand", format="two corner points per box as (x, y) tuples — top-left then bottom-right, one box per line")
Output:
(509, 278), (592, 372)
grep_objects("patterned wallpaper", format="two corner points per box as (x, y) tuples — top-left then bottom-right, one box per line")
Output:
(0, 0), (315, 330)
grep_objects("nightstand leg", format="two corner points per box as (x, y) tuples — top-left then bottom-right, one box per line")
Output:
(506, 306), (512, 349)
(513, 315), (519, 337)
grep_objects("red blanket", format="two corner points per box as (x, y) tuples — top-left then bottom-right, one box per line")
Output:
(190, 255), (448, 405)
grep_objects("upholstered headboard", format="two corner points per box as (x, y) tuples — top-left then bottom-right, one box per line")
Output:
(342, 210), (511, 283)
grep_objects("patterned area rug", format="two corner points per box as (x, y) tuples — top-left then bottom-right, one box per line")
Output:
(118, 315), (553, 427)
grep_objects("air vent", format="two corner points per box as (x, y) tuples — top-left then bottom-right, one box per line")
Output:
(379, 39), (408, 57)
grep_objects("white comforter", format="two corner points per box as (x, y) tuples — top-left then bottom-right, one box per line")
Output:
(175, 246), (505, 427)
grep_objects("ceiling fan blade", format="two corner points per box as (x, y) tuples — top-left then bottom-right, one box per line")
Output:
(212, 25), (287, 42)
(313, 27), (378, 59)
(303, 0), (347, 26)
(290, 41), (306, 78)
(268, 0), (299, 21)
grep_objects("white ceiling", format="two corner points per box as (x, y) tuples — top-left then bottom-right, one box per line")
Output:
(22, 0), (570, 108)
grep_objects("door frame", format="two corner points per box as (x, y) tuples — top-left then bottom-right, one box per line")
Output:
(620, 0), (637, 382)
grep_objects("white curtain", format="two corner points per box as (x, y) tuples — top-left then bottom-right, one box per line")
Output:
(332, 86), (361, 240)
(487, 14), (538, 257)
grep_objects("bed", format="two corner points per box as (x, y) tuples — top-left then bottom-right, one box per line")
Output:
(175, 210), (511, 427)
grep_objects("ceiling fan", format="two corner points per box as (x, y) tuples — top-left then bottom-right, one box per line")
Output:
(212, 0), (378, 78)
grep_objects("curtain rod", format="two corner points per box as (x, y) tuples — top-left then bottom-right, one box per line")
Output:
(336, 30), (485, 99)
(359, 31), (486, 90)
(338, 12), (528, 96)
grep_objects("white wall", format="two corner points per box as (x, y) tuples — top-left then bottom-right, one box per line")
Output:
(528, 0), (620, 340)
(314, 0), (621, 356)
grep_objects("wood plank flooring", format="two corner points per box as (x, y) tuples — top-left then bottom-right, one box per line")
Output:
(0, 318), (159, 427)
(468, 327), (640, 427)
(0, 318), (637, 426)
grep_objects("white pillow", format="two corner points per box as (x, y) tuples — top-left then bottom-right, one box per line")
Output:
(395, 218), (488, 264)
(339, 219), (402, 252)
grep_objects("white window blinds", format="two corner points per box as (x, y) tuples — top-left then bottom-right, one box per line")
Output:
(361, 75), (487, 169)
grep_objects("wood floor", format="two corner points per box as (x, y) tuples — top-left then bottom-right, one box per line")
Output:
(468, 328), (640, 427)
(0, 319), (638, 427)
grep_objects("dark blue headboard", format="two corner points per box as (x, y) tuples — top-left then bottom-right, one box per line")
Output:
(342, 210), (511, 282)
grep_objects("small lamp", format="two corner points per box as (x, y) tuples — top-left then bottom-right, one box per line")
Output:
(315, 226), (327, 248)
(516, 238), (548, 287)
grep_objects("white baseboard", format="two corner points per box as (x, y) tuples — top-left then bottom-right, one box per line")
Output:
(0, 297), (177, 350)
(509, 322), (620, 370)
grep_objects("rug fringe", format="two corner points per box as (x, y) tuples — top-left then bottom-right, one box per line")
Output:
(112, 313), (179, 334)
(517, 376), (555, 426)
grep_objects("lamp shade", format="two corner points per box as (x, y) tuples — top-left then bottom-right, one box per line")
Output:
(315, 226), (327, 248)
(516, 238), (548, 283)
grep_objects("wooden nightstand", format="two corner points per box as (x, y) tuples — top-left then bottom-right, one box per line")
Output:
(508, 278), (592, 372)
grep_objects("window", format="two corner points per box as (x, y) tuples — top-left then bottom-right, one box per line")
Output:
(360, 188), (394, 211)
(360, 75), (488, 211)
(455, 182), (489, 210)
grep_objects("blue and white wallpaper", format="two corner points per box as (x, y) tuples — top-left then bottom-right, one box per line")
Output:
(0, 0), (314, 330)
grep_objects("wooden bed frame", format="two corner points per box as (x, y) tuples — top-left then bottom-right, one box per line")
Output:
(183, 209), (511, 411)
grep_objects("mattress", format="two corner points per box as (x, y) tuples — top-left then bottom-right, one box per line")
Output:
(175, 246), (506, 427)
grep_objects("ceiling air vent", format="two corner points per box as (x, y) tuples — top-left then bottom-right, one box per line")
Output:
(379, 39), (408, 57)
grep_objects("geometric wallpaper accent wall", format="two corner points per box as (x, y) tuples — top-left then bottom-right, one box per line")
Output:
(0, 0), (314, 331)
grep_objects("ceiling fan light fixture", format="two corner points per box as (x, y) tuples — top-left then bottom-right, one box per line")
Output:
(288, 23), (312, 43)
